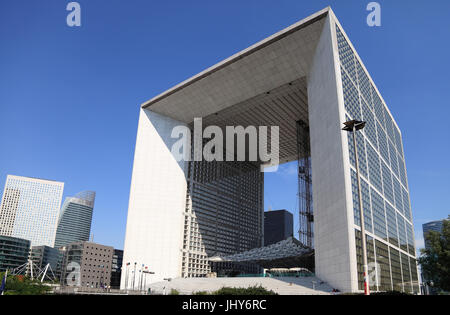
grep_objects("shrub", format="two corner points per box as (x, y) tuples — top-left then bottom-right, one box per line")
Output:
(169, 288), (180, 295)
(213, 285), (277, 295)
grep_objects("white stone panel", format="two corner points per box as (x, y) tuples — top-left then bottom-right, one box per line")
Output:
(307, 13), (357, 292)
(121, 109), (187, 288)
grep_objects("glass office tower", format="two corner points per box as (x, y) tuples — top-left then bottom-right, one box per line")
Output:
(54, 191), (95, 249)
(0, 175), (64, 247)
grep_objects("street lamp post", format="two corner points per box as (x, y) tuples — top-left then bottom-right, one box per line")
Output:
(343, 120), (370, 296)
(132, 262), (137, 290)
(125, 262), (130, 290)
(143, 269), (154, 294)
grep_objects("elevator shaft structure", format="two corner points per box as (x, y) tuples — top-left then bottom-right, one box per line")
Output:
(297, 121), (313, 249)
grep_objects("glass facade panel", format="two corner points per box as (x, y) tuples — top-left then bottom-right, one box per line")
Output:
(401, 252), (412, 293)
(397, 214), (408, 252)
(389, 140), (399, 178)
(393, 177), (403, 214)
(389, 247), (403, 292)
(342, 67), (362, 121)
(385, 109), (396, 143)
(409, 257), (420, 294)
(366, 142), (383, 193)
(381, 161), (394, 205)
(375, 239), (392, 291)
(355, 230), (376, 291)
(336, 27), (357, 83)
(348, 131), (368, 179)
(351, 170), (373, 232)
(385, 202), (399, 246)
(394, 127), (404, 160)
(402, 188), (412, 222)
(372, 85), (385, 127)
(356, 60), (372, 108)
(377, 122), (390, 165)
(361, 98), (378, 150)
(406, 223), (415, 256)
(397, 154), (408, 188)
(370, 188), (387, 240)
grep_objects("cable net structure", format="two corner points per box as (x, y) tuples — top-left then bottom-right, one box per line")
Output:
(297, 121), (314, 249)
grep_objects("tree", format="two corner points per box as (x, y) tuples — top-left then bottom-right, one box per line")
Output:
(419, 216), (450, 292)
(0, 273), (52, 295)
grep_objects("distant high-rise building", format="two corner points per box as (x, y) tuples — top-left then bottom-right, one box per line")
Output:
(264, 210), (294, 246)
(0, 175), (64, 247)
(423, 219), (447, 250)
(111, 249), (123, 289)
(0, 235), (30, 272)
(29, 245), (60, 272)
(54, 191), (95, 249)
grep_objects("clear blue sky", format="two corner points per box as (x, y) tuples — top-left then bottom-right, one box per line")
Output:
(1, 0), (449, 251)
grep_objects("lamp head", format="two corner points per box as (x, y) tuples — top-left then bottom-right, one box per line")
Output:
(342, 120), (366, 132)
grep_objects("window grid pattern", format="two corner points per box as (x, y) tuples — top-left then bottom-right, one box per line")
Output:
(402, 188), (412, 222)
(398, 155), (408, 188)
(356, 60), (373, 109)
(347, 129), (368, 179)
(389, 247), (403, 292)
(394, 128), (404, 160)
(375, 239), (392, 291)
(370, 188), (387, 240)
(389, 141), (399, 178)
(336, 24), (417, 292)
(341, 67), (362, 121)
(397, 214), (408, 253)
(366, 142), (383, 193)
(381, 161), (394, 205)
(377, 123), (390, 165)
(385, 109), (396, 144)
(337, 27), (357, 83)
(393, 177), (403, 213)
(409, 257), (420, 294)
(0, 175), (64, 247)
(401, 253), (413, 293)
(385, 202), (399, 247)
(361, 99), (378, 150)
(351, 170), (373, 233)
(406, 223), (415, 256)
(355, 231), (377, 291)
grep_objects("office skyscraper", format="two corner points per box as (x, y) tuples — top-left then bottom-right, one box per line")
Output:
(54, 191), (95, 249)
(122, 8), (419, 293)
(423, 219), (447, 250)
(264, 210), (294, 246)
(0, 175), (64, 247)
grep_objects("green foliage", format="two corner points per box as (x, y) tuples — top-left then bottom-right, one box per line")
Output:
(0, 273), (52, 295)
(193, 291), (209, 295)
(169, 288), (180, 295)
(419, 217), (450, 292)
(213, 285), (277, 295)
